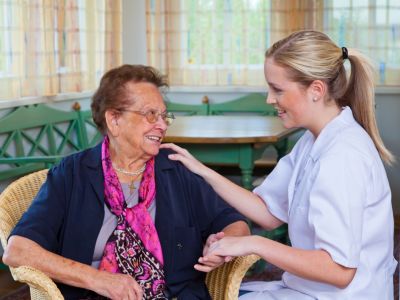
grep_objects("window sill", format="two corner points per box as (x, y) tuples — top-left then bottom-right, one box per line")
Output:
(0, 85), (399, 110)
(0, 91), (94, 110)
(168, 85), (400, 95)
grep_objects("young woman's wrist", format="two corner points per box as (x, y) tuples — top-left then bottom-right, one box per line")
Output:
(251, 235), (271, 257)
(201, 166), (219, 182)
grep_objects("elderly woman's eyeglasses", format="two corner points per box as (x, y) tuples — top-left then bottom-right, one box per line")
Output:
(123, 109), (175, 126)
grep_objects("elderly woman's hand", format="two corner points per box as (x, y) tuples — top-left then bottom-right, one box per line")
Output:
(92, 271), (143, 300)
(160, 143), (209, 177)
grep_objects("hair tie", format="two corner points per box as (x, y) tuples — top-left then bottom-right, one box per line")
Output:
(342, 47), (348, 60)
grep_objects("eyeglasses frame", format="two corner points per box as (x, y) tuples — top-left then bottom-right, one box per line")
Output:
(121, 108), (175, 126)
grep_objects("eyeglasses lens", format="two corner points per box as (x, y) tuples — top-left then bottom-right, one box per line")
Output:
(144, 111), (174, 126)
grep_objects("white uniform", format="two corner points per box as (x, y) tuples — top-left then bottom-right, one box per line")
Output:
(242, 107), (397, 300)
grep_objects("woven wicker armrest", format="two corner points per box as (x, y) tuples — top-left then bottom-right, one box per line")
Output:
(206, 254), (260, 300)
(11, 265), (64, 300)
(8, 255), (259, 300)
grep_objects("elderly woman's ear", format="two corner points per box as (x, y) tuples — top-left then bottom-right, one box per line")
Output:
(105, 110), (121, 137)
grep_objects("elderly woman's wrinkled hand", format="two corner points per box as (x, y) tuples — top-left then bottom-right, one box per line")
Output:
(93, 271), (143, 300)
(160, 143), (208, 177)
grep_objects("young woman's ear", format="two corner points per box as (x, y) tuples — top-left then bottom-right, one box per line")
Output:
(105, 110), (120, 136)
(308, 80), (327, 102)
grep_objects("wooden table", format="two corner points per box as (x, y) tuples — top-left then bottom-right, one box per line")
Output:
(164, 115), (300, 189)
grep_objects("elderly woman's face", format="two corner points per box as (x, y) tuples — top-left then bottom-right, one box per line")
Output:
(116, 81), (168, 159)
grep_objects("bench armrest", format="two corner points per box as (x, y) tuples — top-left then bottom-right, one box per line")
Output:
(0, 156), (63, 165)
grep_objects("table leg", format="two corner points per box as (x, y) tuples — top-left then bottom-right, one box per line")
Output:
(273, 138), (289, 160)
(238, 145), (254, 190)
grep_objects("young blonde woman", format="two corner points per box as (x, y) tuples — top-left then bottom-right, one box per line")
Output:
(161, 30), (397, 299)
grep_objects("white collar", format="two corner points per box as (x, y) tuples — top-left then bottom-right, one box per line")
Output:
(309, 106), (356, 161)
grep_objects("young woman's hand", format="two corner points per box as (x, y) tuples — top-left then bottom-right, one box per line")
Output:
(194, 232), (233, 273)
(203, 236), (254, 258)
(160, 143), (209, 177)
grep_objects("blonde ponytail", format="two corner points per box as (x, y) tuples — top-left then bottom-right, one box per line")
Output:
(342, 50), (395, 165)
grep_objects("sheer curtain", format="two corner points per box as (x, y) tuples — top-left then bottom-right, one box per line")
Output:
(270, 0), (323, 42)
(322, 0), (400, 86)
(146, 0), (273, 86)
(146, 0), (399, 87)
(0, 0), (122, 101)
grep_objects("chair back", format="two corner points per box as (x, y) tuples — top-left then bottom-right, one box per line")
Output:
(0, 169), (64, 299)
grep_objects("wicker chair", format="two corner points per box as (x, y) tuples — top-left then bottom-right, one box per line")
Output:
(0, 169), (259, 300)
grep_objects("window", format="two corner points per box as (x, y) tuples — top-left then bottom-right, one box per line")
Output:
(147, 0), (400, 86)
(323, 0), (400, 85)
(0, 0), (122, 101)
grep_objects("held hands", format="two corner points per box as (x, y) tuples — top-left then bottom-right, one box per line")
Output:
(195, 232), (233, 273)
(92, 271), (143, 300)
(203, 236), (253, 260)
(160, 143), (208, 177)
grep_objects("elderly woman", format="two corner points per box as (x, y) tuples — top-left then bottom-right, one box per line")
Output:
(3, 65), (249, 300)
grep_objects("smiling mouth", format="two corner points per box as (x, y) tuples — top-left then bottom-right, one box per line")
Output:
(147, 135), (162, 142)
(276, 108), (286, 115)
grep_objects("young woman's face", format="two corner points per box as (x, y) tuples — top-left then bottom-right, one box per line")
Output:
(264, 58), (312, 129)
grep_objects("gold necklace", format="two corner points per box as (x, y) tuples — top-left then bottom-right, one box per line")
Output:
(112, 163), (146, 176)
(112, 163), (145, 194)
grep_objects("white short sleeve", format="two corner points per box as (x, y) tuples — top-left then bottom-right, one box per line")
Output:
(253, 150), (296, 223)
(308, 151), (370, 268)
(253, 132), (311, 223)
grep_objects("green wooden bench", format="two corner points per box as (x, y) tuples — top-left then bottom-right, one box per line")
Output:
(165, 101), (209, 115)
(0, 104), (103, 181)
(209, 93), (276, 116)
(78, 109), (103, 148)
(0, 105), (82, 180)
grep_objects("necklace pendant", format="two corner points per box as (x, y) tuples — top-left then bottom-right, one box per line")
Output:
(128, 181), (136, 194)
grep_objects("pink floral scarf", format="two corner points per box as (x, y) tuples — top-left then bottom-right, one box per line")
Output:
(99, 136), (166, 298)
